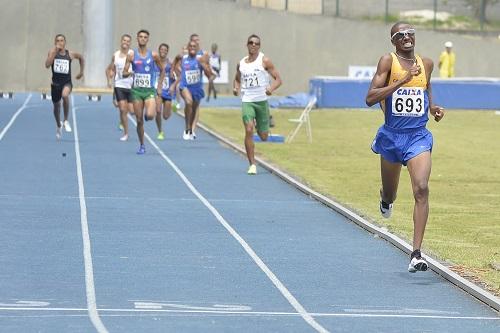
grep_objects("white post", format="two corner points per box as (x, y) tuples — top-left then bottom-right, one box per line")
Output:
(83, 0), (113, 88)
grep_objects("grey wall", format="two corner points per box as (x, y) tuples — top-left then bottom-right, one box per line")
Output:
(2, 0), (500, 94)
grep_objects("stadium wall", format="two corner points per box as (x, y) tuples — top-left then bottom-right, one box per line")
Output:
(1, 0), (500, 95)
(310, 77), (500, 110)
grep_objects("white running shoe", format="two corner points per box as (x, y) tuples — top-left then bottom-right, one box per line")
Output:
(56, 126), (62, 140)
(63, 120), (72, 132)
(119, 134), (128, 141)
(191, 131), (196, 140)
(380, 199), (393, 218)
(182, 130), (190, 140)
(408, 250), (428, 273)
(247, 164), (257, 175)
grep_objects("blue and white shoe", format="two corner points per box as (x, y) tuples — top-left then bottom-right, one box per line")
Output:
(136, 144), (146, 155)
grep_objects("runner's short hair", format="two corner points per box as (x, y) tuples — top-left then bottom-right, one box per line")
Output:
(247, 34), (260, 43)
(55, 34), (66, 41)
(159, 43), (169, 51)
(121, 34), (132, 40)
(190, 33), (199, 40)
(137, 29), (150, 36)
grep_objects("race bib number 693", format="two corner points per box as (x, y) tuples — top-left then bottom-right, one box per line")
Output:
(391, 87), (424, 117)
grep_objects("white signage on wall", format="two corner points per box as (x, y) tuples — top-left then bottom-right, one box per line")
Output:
(203, 60), (229, 84)
(348, 66), (377, 79)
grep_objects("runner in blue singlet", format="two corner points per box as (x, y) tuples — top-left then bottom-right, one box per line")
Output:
(154, 43), (176, 141)
(172, 37), (213, 140)
(366, 22), (445, 273)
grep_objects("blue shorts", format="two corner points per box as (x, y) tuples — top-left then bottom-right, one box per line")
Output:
(161, 90), (175, 102)
(371, 125), (433, 166)
(180, 85), (204, 102)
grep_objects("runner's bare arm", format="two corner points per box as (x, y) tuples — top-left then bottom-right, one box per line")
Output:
(263, 57), (282, 95)
(71, 51), (85, 80)
(365, 54), (416, 107)
(200, 54), (214, 79)
(122, 51), (134, 78)
(423, 57), (445, 122)
(106, 55), (116, 88)
(232, 64), (241, 96)
(45, 47), (57, 68)
(154, 52), (165, 95)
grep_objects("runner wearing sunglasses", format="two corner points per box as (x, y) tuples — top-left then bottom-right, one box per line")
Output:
(365, 22), (445, 273)
(233, 34), (282, 175)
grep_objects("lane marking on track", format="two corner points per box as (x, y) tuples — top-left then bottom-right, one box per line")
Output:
(129, 115), (329, 333)
(72, 97), (109, 333)
(0, 94), (33, 141)
(0, 306), (498, 321)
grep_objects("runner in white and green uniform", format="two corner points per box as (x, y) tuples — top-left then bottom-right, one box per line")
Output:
(123, 29), (164, 155)
(233, 34), (282, 175)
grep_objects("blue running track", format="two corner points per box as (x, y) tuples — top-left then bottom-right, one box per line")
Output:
(0, 93), (498, 332)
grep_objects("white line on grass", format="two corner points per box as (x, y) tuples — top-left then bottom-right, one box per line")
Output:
(72, 96), (109, 333)
(0, 94), (32, 141)
(129, 116), (329, 333)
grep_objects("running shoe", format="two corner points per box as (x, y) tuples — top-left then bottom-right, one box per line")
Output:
(380, 198), (393, 218)
(408, 249), (428, 273)
(191, 131), (197, 140)
(157, 131), (165, 140)
(247, 164), (257, 175)
(63, 120), (72, 132)
(182, 130), (190, 140)
(119, 134), (128, 141)
(56, 126), (62, 140)
(136, 144), (146, 155)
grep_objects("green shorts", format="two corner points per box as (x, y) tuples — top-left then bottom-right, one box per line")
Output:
(242, 101), (269, 133)
(131, 87), (156, 101)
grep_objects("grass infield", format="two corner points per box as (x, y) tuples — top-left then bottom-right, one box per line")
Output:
(200, 107), (500, 295)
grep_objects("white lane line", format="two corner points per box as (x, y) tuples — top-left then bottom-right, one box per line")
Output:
(129, 116), (329, 333)
(0, 307), (498, 321)
(0, 193), (317, 204)
(72, 96), (109, 333)
(0, 94), (33, 141)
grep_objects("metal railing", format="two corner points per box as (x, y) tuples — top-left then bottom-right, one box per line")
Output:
(250, 0), (500, 34)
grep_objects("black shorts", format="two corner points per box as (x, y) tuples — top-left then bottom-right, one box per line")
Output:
(114, 87), (132, 103)
(51, 82), (72, 103)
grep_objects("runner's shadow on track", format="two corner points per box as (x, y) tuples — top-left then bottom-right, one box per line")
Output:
(396, 272), (444, 286)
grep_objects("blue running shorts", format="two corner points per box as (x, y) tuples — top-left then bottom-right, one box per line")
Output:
(371, 125), (433, 166)
(181, 86), (205, 102)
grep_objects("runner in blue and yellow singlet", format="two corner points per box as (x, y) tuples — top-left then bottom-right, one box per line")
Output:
(123, 29), (165, 155)
(366, 22), (445, 273)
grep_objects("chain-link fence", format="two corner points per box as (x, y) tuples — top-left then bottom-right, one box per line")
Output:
(250, 0), (500, 34)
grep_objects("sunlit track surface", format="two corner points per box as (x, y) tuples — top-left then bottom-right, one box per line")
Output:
(0, 94), (498, 332)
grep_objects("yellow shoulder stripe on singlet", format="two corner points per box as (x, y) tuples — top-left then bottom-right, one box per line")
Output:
(389, 53), (427, 89)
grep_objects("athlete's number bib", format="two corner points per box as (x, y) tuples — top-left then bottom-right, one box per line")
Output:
(134, 73), (151, 88)
(185, 70), (201, 85)
(242, 73), (260, 89)
(392, 87), (424, 117)
(54, 59), (70, 74)
(162, 77), (169, 90)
